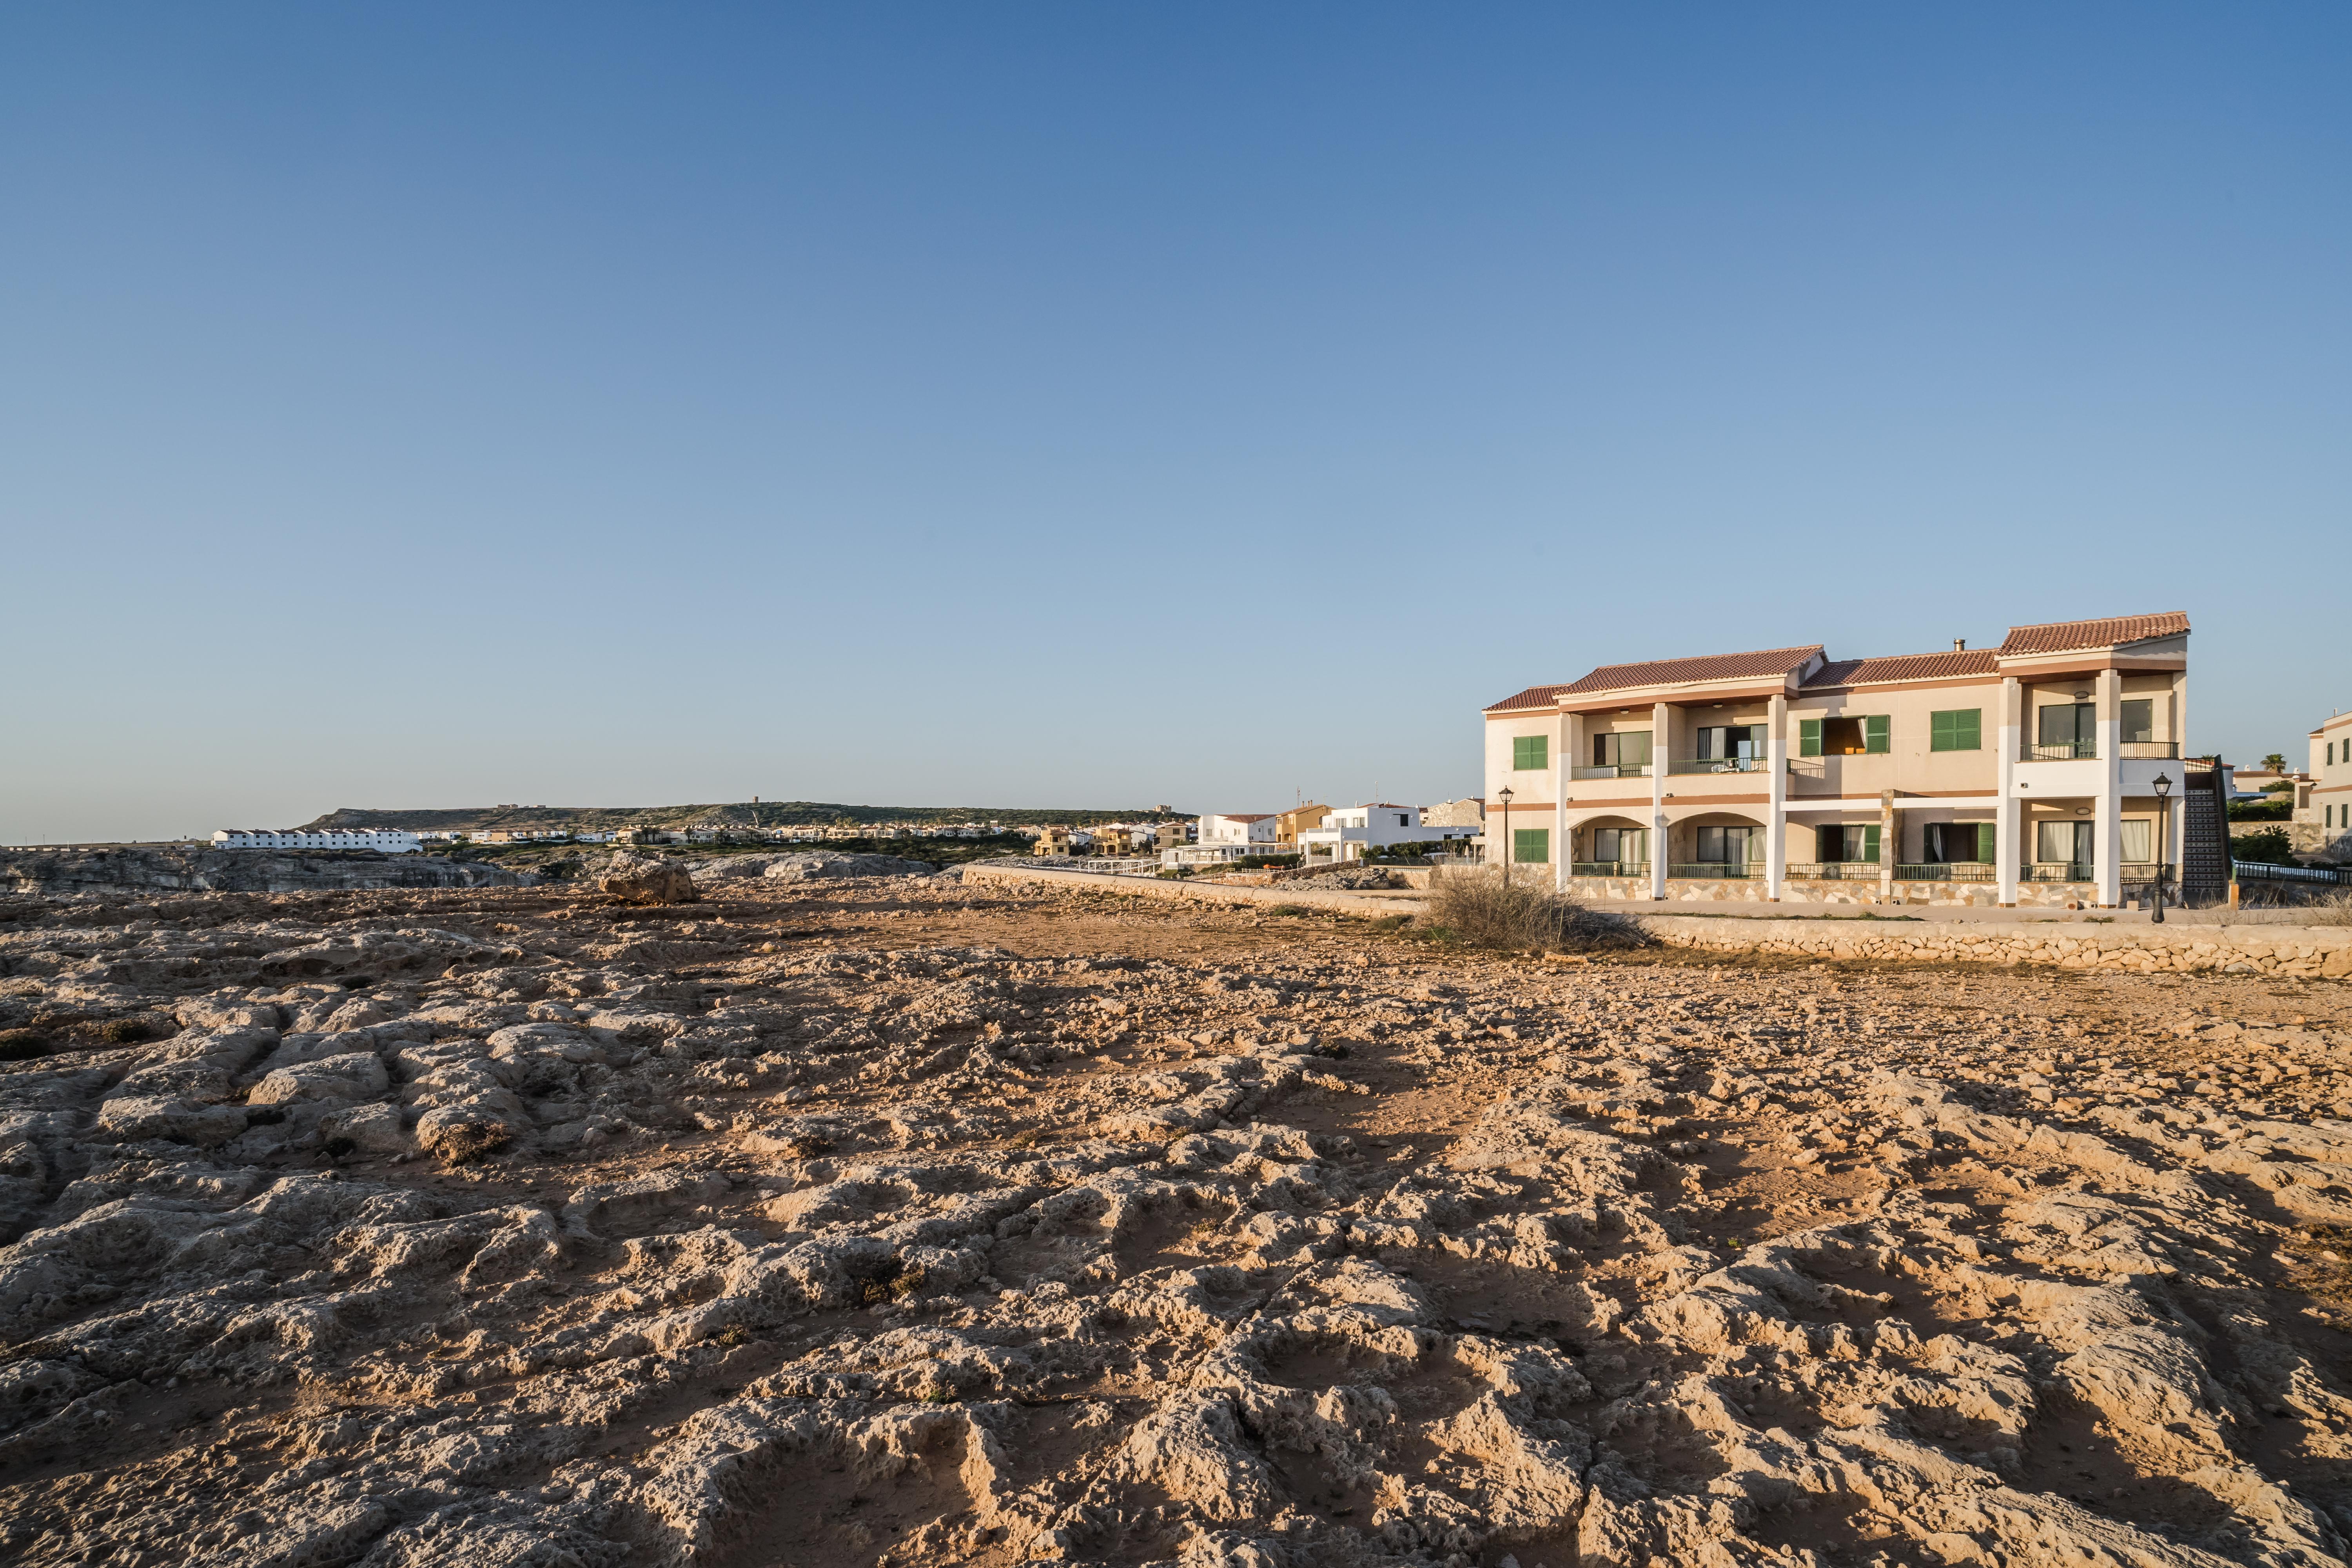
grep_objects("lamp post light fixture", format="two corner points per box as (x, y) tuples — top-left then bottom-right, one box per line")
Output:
(1495, 786), (1514, 882)
(2151, 773), (2172, 923)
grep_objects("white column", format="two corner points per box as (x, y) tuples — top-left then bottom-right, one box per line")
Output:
(1555, 707), (1569, 892)
(1766, 693), (1788, 899)
(2096, 668), (2123, 906)
(1650, 701), (1671, 900)
(1996, 676), (2021, 905)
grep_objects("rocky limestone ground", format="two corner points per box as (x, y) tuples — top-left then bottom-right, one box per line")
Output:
(1, 874), (2351, 1568)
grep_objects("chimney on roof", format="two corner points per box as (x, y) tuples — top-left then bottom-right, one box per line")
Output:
(1953, 638), (1966, 652)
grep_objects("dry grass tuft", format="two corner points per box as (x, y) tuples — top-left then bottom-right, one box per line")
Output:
(2302, 889), (2352, 927)
(1418, 867), (1645, 953)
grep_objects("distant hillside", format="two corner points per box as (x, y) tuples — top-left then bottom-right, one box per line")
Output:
(302, 801), (1189, 832)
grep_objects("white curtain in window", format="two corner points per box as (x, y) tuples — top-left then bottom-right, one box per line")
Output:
(2120, 820), (2152, 862)
(2035, 822), (2072, 862)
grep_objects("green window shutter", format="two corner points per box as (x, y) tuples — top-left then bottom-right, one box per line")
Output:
(1512, 735), (1548, 770)
(1798, 718), (1822, 757)
(1929, 709), (1982, 751)
(1864, 715), (1890, 753)
(1513, 828), (1550, 864)
(1976, 821), (1996, 863)
(1862, 824), (1881, 861)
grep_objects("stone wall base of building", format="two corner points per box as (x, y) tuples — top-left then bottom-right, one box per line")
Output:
(1554, 876), (2104, 908)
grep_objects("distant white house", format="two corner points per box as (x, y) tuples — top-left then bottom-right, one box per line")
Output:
(1296, 803), (1477, 862)
(1197, 813), (1279, 846)
(212, 828), (420, 854)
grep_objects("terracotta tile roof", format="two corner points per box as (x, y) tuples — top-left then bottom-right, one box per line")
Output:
(1802, 650), (2000, 688)
(1485, 646), (1821, 711)
(1997, 612), (2189, 657)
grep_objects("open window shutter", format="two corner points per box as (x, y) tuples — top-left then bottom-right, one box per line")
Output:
(1976, 821), (1996, 863)
(1864, 715), (1890, 753)
(1956, 709), (1980, 750)
(1862, 824), (1881, 861)
(1799, 719), (1822, 757)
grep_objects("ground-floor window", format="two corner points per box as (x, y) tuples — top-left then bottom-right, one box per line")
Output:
(1513, 828), (1550, 863)
(2120, 819), (2153, 862)
(1589, 827), (1647, 864)
(2036, 820), (2094, 866)
(1815, 824), (1879, 862)
(1923, 822), (1994, 863)
(1694, 825), (1756, 864)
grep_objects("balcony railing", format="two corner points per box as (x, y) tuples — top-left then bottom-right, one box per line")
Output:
(1894, 863), (1996, 882)
(2023, 742), (2095, 761)
(1570, 860), (1650, 876)
(2025, 861), (2094, 881)
(1669, 862), (1764, 878)
(2120, 741), (2180, 759)
(1666, 757), (1768, 775)
(1569, 764), (1651, 780)
(1786, 862), (1881, 880)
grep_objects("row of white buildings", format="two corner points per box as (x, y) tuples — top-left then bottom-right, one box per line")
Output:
(210, 829), (423, 854)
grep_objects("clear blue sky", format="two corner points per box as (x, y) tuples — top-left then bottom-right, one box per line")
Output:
(4, 5), (2347, 842)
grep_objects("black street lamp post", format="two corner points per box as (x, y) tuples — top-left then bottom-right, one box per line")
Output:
(2151, 773), (2172, 923)
(1496, 785), (1514, 882)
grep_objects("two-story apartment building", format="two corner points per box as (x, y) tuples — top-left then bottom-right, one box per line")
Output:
(1296, 802), (1478, 862)
(1198, 813), (1279, 847)
(1481, 612), (2192, 907)
(2306, 712), (2352, 866)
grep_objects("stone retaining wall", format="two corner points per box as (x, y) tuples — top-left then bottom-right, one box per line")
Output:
(1632, 914), (2352, 977)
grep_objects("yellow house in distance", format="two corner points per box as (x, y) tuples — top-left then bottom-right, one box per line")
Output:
(1481, 612), (2203, 909)
(1275, 804), (1329, 847)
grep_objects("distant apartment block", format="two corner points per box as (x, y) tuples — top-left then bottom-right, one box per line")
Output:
(212, 828), (420, 854)
(1480, 613), (2195, 907)
(1197, 813), (1279, 847)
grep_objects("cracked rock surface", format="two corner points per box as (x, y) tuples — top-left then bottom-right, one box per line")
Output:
(2, 878), (2351, 1567)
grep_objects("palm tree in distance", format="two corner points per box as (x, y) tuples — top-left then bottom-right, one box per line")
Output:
(2262, 753), (2288, 773)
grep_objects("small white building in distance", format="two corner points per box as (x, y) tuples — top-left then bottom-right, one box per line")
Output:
(1197, 813), (1279, 846)
(212, 828), (421, 854)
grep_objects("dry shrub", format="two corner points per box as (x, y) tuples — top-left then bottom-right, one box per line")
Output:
(2303, 889), (2352, 927)
(1418, 868), (1644, 953)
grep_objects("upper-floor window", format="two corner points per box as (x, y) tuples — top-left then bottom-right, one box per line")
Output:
(1695, 724), (1762, 760)
(1512, 735), (1548, 770)
(2038, 703), (2095, 751)
(1592, 730), (1651, 767)
(2120, 700), (2154, 744)
(1799, 716), (1888, 756)
(1929, 709), (1981, 751)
